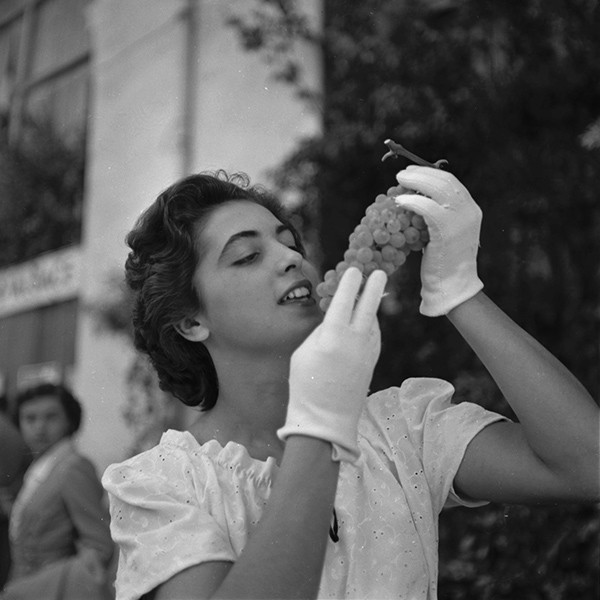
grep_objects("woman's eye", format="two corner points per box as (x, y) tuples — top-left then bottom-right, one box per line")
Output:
(233, 252), (259, 266)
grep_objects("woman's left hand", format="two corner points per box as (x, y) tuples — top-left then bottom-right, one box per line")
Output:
(395, 166), (484, 316)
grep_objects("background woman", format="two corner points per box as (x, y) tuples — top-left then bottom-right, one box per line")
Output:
(2, 384), (115, 600)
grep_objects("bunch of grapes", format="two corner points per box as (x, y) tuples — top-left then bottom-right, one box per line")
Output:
(316, 185), (429, 312)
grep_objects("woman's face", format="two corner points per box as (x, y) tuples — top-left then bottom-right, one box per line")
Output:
(19, 395), (71, 457)
(190, 200), (323, 355)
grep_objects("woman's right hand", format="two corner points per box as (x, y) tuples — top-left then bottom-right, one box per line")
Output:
(278, 267), (387, 462)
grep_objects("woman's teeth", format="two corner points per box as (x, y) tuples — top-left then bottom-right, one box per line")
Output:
(283, 286), (311, 302)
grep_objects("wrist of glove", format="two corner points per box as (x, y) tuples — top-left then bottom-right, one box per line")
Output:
(277, 268), (387, 463)
(395, 166), (483, 317)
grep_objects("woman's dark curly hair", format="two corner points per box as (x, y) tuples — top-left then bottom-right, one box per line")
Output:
(125, 170), (304, 411)
(15, 383), (82, 435)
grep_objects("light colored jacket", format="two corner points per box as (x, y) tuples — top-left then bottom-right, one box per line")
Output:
(9, 444), (114, 581)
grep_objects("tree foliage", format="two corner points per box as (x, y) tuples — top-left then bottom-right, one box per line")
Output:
(230, 0), (600, 597)
(0, 120), (85, 268)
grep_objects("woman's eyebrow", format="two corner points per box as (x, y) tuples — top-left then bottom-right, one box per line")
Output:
(220, 230), (258, 259)
(219, 224), (292, 260)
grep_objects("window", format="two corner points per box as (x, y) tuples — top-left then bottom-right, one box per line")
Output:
(0, 0), (91, 268)
(0, 0), (91, 146)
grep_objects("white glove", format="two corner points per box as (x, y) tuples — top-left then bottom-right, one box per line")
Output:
(278, 267), (387, 462)
(395, 166), (484, 316)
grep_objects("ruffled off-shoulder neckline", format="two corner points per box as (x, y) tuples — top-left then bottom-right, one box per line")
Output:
(159, 429), (279, 484)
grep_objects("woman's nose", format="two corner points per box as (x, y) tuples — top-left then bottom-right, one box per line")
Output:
(29, 420), (44, 434)
(280, 245), (303, 272)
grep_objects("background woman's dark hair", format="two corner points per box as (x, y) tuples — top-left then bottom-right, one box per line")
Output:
(125, 170), (304, 411)
(14, 383), (82, 435)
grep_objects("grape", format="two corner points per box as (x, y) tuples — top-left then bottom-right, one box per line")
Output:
(356, 246), (374, 263)
(363, 261), (379, 276)
(381, 245), (399, 263)
(385, 218), (402, 233)
(344, 248), (358, 263)
(335, 261), (349, 275)
(398, 213), (412, 230)
(403, 227), (420, 245)
(389, 232), (406, 248)
(373, 228), (391, 246)
(411, 213), (426, 229)
(355, 229), (373, 247)
(317, 186), (429, 312)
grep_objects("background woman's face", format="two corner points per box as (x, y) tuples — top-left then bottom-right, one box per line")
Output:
(192, 200), (323, 355)
(19, 395), (71, 457)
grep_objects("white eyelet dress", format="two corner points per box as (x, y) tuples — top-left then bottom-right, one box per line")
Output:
(103, 378), (507, 600)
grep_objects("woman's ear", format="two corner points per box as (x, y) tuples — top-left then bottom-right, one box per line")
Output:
(176, 317), (210, 342)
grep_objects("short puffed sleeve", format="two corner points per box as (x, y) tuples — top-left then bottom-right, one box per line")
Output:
(102, 442), (236, 600)
(362, 378), (508, 514)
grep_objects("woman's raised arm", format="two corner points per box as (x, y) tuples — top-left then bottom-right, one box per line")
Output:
(449, 292), (599, 504)
(395, 165), (599, 505)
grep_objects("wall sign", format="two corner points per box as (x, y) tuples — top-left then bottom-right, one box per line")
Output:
(0, 246), (81, 318)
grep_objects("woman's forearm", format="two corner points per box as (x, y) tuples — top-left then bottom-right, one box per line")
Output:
(448, 292), (599, 497)
(213, 436), (340, 600)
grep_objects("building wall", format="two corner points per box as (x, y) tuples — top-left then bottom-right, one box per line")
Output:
(0, 0), (91, 401)
(0, 245), (82, 397)
(75, 0), (322, 473)
(0, 300), (77, 395)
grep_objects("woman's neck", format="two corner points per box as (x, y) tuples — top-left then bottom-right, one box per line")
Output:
(188, 350), (290, 463)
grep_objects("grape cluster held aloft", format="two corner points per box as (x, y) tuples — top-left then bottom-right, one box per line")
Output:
(316, 186), (429, 312)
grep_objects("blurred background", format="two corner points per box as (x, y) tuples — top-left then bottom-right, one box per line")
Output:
(0, 0), (598, 598)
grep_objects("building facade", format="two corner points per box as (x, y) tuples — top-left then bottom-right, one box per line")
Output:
(0, 0), (322, 472)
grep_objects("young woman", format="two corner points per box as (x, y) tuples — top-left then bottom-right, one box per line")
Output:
(102, 167), (599, 600)
(3, 384), (114, 600)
